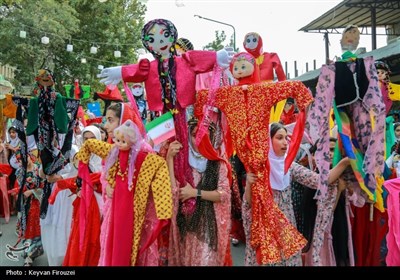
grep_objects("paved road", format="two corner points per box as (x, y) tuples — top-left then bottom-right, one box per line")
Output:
(1, 215), (245, 267)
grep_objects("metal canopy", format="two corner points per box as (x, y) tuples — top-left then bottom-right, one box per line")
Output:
(299, 0), (400, 35)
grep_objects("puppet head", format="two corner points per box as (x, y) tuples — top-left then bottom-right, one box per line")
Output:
(175, 37), (193, 56)
(375, 60), (391, 83)
(113, 120), (138, 151)
(340, 25), (360, 52)
(141, 19), (178, 60)
(243, 32), (263, 58)
(35, 68), (55, 87)
(131, 83), (144, 97)
(230, 52), (260, 85)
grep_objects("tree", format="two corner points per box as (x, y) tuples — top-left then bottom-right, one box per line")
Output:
(202, 30), (226, 51)
(0, 0), (146, 95)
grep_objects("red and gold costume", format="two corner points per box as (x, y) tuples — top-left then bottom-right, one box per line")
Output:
(195, 80), (312, 264)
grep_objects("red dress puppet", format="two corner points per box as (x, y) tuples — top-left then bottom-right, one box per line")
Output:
(195, 52), (313, 264)
(243, 32), (287, 123)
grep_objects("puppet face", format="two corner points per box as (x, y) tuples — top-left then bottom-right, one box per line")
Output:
(377, 69), (388, 82)
(340, 27), (360, 51)
(36, 69), (54, 87)
(271, 128), (288, 157)
(231, 58), (254, 79)
(131, 84), (144, 97)
(244, 33), (260, 51)
(143, 23), (175, 58)
(114, 131), (131, 151)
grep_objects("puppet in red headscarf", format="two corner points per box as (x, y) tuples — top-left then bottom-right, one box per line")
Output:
(243, 32), (287, 122)
(195, 52), (313, 265)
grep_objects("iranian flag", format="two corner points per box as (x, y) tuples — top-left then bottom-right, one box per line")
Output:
(145, 112), (176, 145)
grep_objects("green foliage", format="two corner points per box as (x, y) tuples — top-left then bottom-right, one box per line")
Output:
(202, 30), (226, 51)
(0, 0), (146, 96)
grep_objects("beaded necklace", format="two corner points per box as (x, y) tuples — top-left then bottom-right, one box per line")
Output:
(116, 152), (131, 181)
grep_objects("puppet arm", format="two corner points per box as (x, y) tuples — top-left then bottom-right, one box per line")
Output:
(77, 139), (112, 164)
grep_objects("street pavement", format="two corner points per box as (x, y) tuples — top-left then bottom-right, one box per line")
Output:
(1, 215), (245, 267)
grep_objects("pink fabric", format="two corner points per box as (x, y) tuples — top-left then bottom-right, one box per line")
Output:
(135, 192), (161, 266)
(122, 51), (217, 112)
(196, 72), (213, 91)
(383, 178), (400, 266)
(168, 163), (231, 266)
(0, 176), (10, 223)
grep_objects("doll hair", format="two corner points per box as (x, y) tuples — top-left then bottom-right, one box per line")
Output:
(103, 120), (144, 190)
(141, 19), (178, 108)
(141, 19), (178, 58)
(113, 120), (138, 145)
(176, 37), (194, 52)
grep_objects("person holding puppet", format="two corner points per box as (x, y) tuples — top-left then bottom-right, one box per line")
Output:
(76, 119), (172, 266)
(194, 52), (314, 265)
(98, 19), (233, 218)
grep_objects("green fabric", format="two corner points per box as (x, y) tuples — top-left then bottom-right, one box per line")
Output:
(26, 94), (69, 135)
(64, 84), (91, 99)
(340, 51), (357, 62)
(26, 98), (38, 135)
(385, 116), (395, 159)
(55, 94), (68, 133)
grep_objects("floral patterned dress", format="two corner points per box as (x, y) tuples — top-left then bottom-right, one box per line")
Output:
(196, 80), (313, 264)
(243, 162), (317, 266)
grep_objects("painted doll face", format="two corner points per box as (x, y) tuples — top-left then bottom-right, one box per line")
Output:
(114, 132), (131, 151)
(340, 27), (360, 51)
(271, 128), (288, 157)
(244, 33), (260, 51)
(144, 23), (175, 58)
(232, 58), (254, 79)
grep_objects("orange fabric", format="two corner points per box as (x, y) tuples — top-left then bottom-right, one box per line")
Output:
(2, 94), (16, 118)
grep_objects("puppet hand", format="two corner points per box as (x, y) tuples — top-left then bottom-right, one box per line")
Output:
(97, 66), (122, 85)
(217, 47), (234, 68)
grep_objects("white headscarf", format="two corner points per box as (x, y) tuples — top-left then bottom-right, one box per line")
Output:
(188, 137), (207, 173)
(268, 126), (291, 191)
(59, 144), (80, 179)
(81, 125), (103, 172)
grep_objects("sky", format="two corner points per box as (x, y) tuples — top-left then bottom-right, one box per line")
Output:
(144, 0), (388, 78)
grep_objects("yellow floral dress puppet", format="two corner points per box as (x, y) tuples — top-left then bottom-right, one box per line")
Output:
(77, 119), (172, 266)
(195, 52), (313, 264)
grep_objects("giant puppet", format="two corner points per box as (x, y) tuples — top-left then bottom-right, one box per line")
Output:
(98, 19), (233, 215)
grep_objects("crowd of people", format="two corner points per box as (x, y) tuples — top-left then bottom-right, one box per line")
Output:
(0, 19), (399, 267)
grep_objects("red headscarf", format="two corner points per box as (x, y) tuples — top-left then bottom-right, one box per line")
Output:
(120, 103), (145, 137)
(243, 32), (263, 58)
(230, 52), (260, 85)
